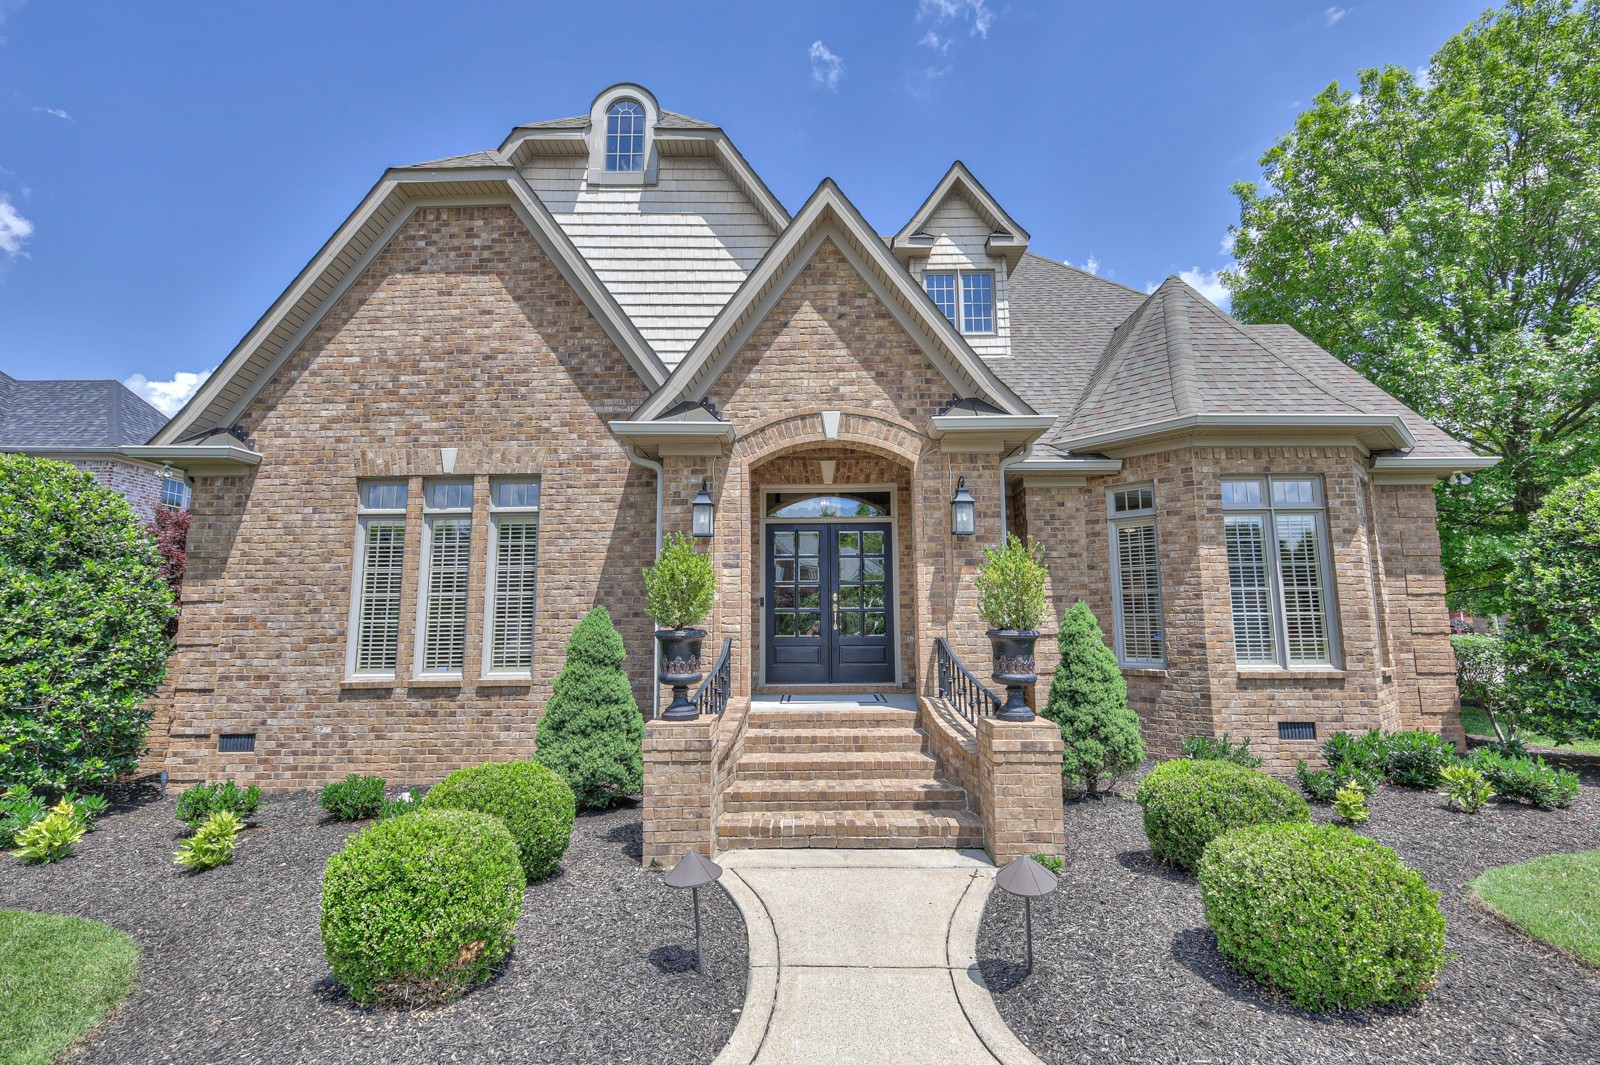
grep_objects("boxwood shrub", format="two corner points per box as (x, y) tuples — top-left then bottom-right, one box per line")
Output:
(1465, 748), (1580, 809)
(1134, 759), (1310, 872)
(1382, 731), (1458, 789)
(320, 809), (525, 1006)
(1198, 822), (1448, 1012)
(421, 760), (575, 880)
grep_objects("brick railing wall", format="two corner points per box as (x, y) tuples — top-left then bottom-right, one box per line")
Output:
(641, 698), (751, 866)
(976, 716), (1066, 863)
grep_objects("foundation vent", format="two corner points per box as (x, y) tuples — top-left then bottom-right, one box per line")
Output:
(1277, 722), (1317, 741)
(218, 733), (257, 753)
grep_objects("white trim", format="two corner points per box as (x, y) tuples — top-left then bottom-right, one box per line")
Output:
(1368, 452), (1500, 484)
(482, 482), (541, 679)
(413, 481), (473, 680)
(1059, 413), (1417, 454)
(891, 161), (1030, 269)
(1106, 483), (1165, 669)
(346, 493), (408, 680)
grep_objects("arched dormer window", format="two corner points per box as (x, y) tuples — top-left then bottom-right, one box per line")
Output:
(605, 100), (645, 172)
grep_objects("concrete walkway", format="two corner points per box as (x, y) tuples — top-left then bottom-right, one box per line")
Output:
(712, 849), (1043, 1065)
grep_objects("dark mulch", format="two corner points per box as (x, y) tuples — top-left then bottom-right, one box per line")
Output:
(978, 766), (1600, 1065)
(0, 789), (746, 1065)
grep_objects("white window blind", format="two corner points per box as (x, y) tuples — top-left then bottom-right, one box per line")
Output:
(350, 480), (410, 676)
(1223, 477), (1338, 667)
(417, 480), (473, 675)
(486, 480), (540, 675)
(1108, 486), (1164, 666)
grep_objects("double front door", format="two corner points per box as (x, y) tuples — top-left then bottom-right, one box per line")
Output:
(765, 522), (896, 685)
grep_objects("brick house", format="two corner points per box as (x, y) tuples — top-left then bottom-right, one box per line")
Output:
(145, 85), (1492, 862)
(0, 370), (183, 520)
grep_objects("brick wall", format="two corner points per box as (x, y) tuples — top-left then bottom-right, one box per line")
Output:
(66, 457), (164, 524)
(150, 206), (656, 788)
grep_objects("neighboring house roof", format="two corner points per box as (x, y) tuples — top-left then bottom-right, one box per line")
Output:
(0, 371), (168, 448)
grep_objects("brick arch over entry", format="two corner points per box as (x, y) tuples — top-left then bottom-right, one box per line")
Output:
(730, 408), (929, 470)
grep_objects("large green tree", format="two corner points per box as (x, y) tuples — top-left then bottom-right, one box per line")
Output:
(1226, 0), (1600, 613)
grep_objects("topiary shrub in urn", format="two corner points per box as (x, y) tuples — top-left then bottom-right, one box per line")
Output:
(643, 531), (717, 720)
(974, 533), (1049, 721)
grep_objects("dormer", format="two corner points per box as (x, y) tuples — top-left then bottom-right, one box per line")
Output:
(893, 162), (1029, 358)
(585, 83), (661, 185)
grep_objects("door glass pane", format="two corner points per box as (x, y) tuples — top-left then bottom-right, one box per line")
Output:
(774, 612), (795, 636)
(799, 562), (821, 582)
(773, 586), (796, 609)
(798, 530), (821, 555)
(863, 584), (885, 608)
(799, 585), (822, 608)
(863, 531), (885, 555)
(864, 558), (885, 582)
(775, 559), (796, 583)
(839, 557), (861, 582)
(837, 531), (860, 555)
(839, 612), (862, 636)
(864, 612), (886, 635)
(839, 585), (861, 608)
(798, 612), (821, 635)
(774, 532), (795, 556)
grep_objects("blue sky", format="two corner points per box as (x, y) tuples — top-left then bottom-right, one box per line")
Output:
(0, 0), (1488, 414)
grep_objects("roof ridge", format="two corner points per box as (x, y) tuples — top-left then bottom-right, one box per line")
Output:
(1067, 285), (1165, 423)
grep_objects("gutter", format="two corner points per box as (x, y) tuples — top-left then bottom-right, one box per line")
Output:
(625, 445), (666, 719)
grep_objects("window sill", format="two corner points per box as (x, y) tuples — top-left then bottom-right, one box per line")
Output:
(1235, 668), (1346, 682)
(341, 676), (398, 690)
(475, 675), (536, 688)
(407, 675), (465, 689)
(1119, 666), (1167, 678)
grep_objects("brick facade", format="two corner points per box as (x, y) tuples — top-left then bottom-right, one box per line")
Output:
(66, 456), (164, 523)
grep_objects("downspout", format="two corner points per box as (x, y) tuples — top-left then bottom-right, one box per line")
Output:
(997, 443), (1033, 545)
(626, 444), (665, 718)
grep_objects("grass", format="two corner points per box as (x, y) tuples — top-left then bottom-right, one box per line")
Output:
(0, 910), (140, 1065)
(1471, 850), (1600, 968)
(1459, 705), (1600, 756)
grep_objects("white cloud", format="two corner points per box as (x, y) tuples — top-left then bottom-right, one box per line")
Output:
(918, 0), (995, 39)
(918, 30), (950, 52)
(1414, 64), (1434, 90)
(1324, 6), (1347, 25)
(36, 106), (70, 120)
(1068, 255), (1101, 276)
(809, 40), (844, 90)
(1179, 267), (1231, 306)
(124, 369), (214, 416)
(0, 0), (25, 45)
(0, 195), (33, 258)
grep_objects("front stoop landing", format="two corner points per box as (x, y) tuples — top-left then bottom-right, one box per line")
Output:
(716, 701), (983, 851)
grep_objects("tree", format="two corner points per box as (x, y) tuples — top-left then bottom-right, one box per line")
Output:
(146, 503), (191, 608)
(0, 456), (175, 792)
(1503, 470), (1600, 740)
(534, 606), (645, 808)
(1043, 602), (1145, 798)
(1226, 0), (1600, 614)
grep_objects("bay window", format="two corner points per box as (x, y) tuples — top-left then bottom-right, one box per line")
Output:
(1108, 486), (1164, 666)
(1222, 476), (1339, 668)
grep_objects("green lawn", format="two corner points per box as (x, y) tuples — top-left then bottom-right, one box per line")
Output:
(1471, 851), (1600, 968)
(1459, 705), (1600, 756)
(0, 910), (140, 1065)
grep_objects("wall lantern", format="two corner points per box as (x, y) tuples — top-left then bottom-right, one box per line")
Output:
(691, 478), (715, 538)
(951, 476), (977, 536)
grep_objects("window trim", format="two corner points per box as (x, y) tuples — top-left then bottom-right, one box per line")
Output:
(1107, 485), (1165, 668)
(346, 480), (409, 680)
(922, 269), (997, 336)
(1222, 475), (1341, 670)
(604, 99), (646, 173)
(413, 479), (474, 679)
(483, 479), (541, 679)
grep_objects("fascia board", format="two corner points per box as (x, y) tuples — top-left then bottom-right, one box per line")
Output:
(120, 443), (263, 475)
(1059, 414), (1416, 454)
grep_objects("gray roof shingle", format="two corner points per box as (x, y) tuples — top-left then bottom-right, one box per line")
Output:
(0, 372), (169, 448)
(513, 109), (718, 132)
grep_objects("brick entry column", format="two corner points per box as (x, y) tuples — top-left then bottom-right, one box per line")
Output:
(976, 715), (1065, 863)
(642, 715), (717, 865)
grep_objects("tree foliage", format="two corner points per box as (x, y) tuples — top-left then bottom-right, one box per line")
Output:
(0, 456), (175, 792)
(535, 606), (645, 808)
(1504, 469), (1600, 739)
(1042, 602), (1144, 797)
(1226, 0), (1600, 612)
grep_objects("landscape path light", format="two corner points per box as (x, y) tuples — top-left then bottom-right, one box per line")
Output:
(664, 851), (723, 974)
(995, 855), (1059, 976)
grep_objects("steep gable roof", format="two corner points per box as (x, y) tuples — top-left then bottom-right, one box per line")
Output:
(891, 161), (1030, 269)
(0, 372), (168, 448)
(631, 178), (1033, 422)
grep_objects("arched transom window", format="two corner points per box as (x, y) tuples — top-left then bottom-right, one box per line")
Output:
(766, 491), (893, 519)
(605, 100), (645, 172)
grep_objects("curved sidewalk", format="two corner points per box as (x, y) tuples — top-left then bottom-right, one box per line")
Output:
(712, 848), (1043, 1065)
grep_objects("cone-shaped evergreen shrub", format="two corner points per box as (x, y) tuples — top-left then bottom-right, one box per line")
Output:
(535, 607), (645, 809)
(1043, 601), (1145, 797)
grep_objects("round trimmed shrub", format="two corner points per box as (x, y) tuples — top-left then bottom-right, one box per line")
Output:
(421, 759), (575, 880)
(1198, 822), (1447, 1012)
(321, 809), (525, 1006)
(1134, 759), (1309, 872)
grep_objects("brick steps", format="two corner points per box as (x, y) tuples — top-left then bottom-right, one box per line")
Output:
(741, 726), (924, 753)
(716, 809), (984, 849)
(747, 708), (919, 730)
(722, 778), (968, 814)
(733, 749), (942, 781)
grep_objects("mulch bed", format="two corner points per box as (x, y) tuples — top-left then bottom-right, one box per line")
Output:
(0, 789), (747, 1065)
(978, 766), (1600, 1065)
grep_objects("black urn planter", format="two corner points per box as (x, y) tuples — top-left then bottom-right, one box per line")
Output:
(656, 628), (707, 721)
(987, 629), (1040, 722)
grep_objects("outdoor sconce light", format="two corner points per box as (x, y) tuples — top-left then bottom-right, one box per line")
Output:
(995, 855), (1060, 976)
(692, 478), (716, 538)
(951, 476), (977, 536)
(665, 851), (724, 974)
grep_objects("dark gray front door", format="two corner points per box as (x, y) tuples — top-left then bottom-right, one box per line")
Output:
(765, 523), (895, 685)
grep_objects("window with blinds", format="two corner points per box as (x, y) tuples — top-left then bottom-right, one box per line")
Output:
(1222, 476), (1338, 668)
(1108, 487), (1164, 666)
(350, 482), (408, 676)
(417, 480), (473, 675)
(486, 480), (540, 675)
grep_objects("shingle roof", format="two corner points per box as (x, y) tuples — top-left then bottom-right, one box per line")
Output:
(399, 149), (509, 169)
(514, 109), (718, 131)
(0, 372), (169, 448)
(1020, 275), (1476, 459)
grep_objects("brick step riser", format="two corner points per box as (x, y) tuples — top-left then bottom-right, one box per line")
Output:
(747, 712), (920, 730)
(724, 783), (967, 804)
(742, 735), (925, 754)
(717, 833), (985, 850)
(735, 766), (940, 781)
(721, 797), (969, 814)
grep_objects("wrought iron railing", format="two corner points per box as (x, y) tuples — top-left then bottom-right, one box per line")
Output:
(935, 636), (1001, 724)
(692, 637), (732, 717)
